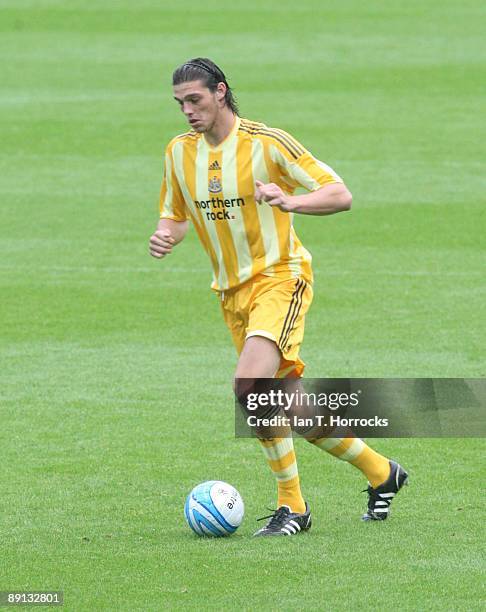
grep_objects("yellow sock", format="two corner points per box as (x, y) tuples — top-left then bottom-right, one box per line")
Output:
(311, 437), (391, 488)
(259, 437), (306, 514)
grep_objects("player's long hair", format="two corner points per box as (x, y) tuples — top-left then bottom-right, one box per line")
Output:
(172, 58), (239, 115)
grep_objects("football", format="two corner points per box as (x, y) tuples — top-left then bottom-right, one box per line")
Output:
(184, 481), (244, 537)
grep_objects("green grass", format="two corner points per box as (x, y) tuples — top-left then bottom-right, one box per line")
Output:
(0, 0), (485, 610)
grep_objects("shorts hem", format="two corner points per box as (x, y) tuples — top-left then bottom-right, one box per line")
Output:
(245, 330), (277, 343)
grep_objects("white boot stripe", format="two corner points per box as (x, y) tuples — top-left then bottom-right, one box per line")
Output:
(289, 520), (301, 531)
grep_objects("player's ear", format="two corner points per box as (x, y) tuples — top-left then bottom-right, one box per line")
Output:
(216, 82), (227, 103)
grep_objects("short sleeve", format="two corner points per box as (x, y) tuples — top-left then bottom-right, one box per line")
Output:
(268, 129), (343, 192)
(159, 145), (189, 221)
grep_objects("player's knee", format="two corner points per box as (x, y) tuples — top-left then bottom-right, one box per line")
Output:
(234, 360), (275, 380)
(235, 336), (281, 379)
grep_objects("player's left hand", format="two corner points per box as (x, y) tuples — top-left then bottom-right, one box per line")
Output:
(255, 180), (293, 212)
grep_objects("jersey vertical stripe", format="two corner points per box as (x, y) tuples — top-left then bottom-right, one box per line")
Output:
(288, 220), (301, 278)
(236, 136), (265, 279)
(261, 137), (293, 276)
(195, 142), (229, 289)
(160, 155), (174, 218)
(221, 143), (253, 284)
(206, 148), (240, 288)
(251, 138), (280, 273)
(174, 139), (222, 285)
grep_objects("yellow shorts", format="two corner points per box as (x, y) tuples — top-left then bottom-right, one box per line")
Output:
(220, 273), (313, 378)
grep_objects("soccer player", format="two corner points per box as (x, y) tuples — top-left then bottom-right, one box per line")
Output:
(149, 58), (408, 536)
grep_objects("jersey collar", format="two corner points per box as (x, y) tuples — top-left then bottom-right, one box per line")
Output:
(202, 115), (241, 152)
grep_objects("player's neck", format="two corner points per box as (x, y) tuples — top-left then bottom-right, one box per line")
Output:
(204, 109), (237, 147)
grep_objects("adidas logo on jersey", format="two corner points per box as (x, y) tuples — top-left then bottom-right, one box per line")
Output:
(208, 160), (221, 171)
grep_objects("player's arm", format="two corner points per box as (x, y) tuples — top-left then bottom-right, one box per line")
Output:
(255, 180), (352, 216)
(256, 129), (352, 216)
(149, 218), (189, 258)
(150, 142), (189, 258)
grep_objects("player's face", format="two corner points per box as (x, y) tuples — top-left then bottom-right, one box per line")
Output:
(173, 80), (223, 132)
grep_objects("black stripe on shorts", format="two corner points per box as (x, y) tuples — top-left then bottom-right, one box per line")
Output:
(278, 278), (307, 351)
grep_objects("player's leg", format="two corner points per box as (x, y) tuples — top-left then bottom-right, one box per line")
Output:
(305, 429), (408, 520)
(234, 335), (280, 378)
(281, 376), (404, 513)
(222, 275), (313, 535)
(309, 436), (390, 488)
(249, 277), (407, 518)
(234, 335), (307, 515)
(294, 395), (408, 519)
(274, 376), (391, 487)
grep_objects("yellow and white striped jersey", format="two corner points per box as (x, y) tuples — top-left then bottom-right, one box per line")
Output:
(159, 116), (342, 291)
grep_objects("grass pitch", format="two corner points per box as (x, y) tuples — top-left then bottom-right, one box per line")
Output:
(1, 1), (485, 610)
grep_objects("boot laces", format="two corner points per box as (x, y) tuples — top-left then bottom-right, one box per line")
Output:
(256, 507), (290, 528)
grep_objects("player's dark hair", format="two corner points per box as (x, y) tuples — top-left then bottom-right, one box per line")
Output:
(172, 58), (239, 115)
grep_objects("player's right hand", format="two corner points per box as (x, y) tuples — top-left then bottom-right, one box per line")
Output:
(149, 229), (175, 258)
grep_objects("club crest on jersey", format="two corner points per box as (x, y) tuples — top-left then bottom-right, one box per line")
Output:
(208, 176), (222, 193)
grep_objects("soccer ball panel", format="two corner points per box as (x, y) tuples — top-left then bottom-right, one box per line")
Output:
(184, 480), (244, 537)
(210, 482), (245, 528)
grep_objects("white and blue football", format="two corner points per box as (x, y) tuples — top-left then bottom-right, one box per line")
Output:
(184, 480), (244, 537)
